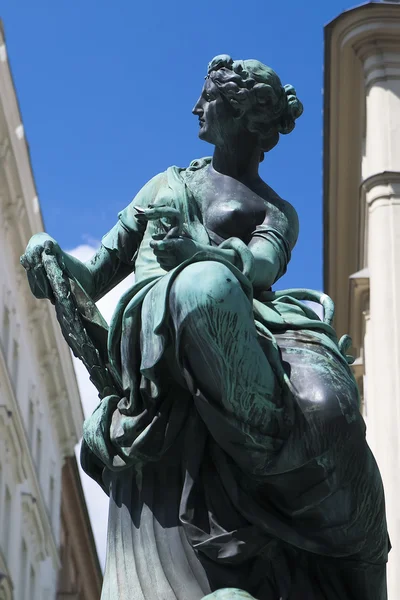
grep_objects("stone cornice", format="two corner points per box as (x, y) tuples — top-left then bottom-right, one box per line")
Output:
(326, 3), (400, 52)
(0, 23), (84, 452)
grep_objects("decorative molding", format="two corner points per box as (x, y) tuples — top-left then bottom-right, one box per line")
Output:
(362, 171), (400, 207)
(0, 549), (13, 600)
(14, 125), (23, 141)
(0, 35), (84, 453)
(323, 1), (400, 336)
(0, 346), (60, 568)
(0, 44), (7, 64)
(361, 46), (400, 88)
(352, 356), (364, 382)
(348, 267), (370, 354)
(0, 137), (10, 161)
(0, 405), (26, 484)
(21, 492), (46, 561)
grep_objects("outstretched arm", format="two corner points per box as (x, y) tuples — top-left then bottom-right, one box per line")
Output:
(61, 244), (134, 302)
(21, 173), (165, 302)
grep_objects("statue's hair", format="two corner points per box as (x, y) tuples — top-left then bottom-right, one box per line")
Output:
(207, 54), (303, 156)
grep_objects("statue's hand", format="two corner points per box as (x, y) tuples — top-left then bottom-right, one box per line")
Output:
(20, 233), (65, 301)
(150, 237), (203, 271)
(134, 205), (183, 238)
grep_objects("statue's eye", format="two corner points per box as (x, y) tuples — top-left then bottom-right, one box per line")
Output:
(205, 93), (212, 102)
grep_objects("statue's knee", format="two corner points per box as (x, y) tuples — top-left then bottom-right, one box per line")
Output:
(172, 261), (241, 308)
(202, 590), (257, 600)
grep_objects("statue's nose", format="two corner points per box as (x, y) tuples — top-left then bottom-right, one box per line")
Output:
(192, 99), (203, 116)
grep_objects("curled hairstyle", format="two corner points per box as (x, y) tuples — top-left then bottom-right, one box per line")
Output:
(207, 54), (303, 156)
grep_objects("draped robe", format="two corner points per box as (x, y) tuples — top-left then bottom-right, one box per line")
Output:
(81, 159), (389, 600)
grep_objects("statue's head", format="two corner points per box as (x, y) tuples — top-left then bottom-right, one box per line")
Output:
(193, 54), (303, 157)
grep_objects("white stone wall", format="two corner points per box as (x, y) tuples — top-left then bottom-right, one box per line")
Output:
(0, 25), (84, 600)
(359, 42), (400, 597)
(0, 238), (62, 600)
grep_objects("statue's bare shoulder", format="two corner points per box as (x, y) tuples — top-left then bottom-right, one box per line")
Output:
(254, 179), (300, 251)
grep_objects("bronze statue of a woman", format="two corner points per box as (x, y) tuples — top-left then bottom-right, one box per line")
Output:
(21, 55), (389, 600)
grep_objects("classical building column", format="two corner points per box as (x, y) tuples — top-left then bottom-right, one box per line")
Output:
(359, 41), (400, 595)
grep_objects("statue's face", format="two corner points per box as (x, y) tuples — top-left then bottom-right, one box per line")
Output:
(192, 77), (237, 146)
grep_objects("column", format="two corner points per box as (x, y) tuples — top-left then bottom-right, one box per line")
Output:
(360, 42), (400, 598)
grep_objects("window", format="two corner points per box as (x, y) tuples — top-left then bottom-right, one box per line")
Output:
(35, 429), (42, 473)
(11, 339), (19, 389)
(29, 565), (36, 600)
(1, 307), (10, 359)
(49, 475), (55, 524)
(20, 539), (27, 600)
(28, 400), (35, 447)
(2, 486), (11, 557)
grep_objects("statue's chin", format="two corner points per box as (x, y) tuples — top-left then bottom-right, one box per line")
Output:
(198, 129), (215, 146)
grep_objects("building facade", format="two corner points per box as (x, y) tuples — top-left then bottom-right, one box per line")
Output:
(57, 457), (102, 600)
(324, 2), (400, 597)
(0, 21), (101, 600)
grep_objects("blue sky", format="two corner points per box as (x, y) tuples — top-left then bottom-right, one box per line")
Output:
(1, 0), (361, 291)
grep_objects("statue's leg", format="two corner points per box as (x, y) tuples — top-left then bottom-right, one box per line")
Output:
(168, 261), (287, 468)
(169, 261), (275, 411)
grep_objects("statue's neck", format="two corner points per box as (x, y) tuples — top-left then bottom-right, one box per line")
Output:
(211, 142), (261, 182)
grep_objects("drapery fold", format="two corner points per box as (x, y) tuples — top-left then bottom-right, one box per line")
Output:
(79, 160), (388, 600)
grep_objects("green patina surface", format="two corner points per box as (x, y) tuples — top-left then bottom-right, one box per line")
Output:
(20, 55), (388, 600)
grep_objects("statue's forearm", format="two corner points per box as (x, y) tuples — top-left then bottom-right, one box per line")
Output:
(248, 236), (282, 291)
(197, 242), (279, 291)
(62, 252), (96, 297)
(62, 244), (133, 302)
(198, 245), (239, 268)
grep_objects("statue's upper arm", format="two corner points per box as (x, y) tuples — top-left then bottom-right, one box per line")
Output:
(87, 172), (167, 299)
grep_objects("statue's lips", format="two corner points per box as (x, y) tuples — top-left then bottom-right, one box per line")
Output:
(199, 119), (205, 127)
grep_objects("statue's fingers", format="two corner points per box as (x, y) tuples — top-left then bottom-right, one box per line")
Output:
(20, 254), (30, 270)
(144, 208), (165, 220)
(30, 266), (51, 298)
(147, 203), (166, 209)
(145, 207), (180, 220)
(31, 244), (44, 267)
(151, 246), (169, 258)
(133, 207), (148, 222)
(43, 239), (55, 255)
(156, 257), (175, 271)
(150, 239), (176, 253)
